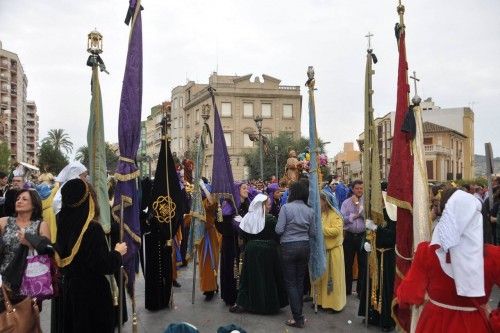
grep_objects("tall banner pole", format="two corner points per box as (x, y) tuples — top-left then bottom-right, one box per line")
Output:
(119, 196), (125, 333)
(163, 111), (175, 309)
(187, 105), (212, 304)
(305, 66), (327, 315)
(362, 31), (382, 327)
(486, 143), (494, 208)
(191, 245), (197, 304)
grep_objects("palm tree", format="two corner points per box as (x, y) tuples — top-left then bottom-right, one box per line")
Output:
(75, 145), (89, 167)
(43, 129), (74, 154)
(75, 143), (118, 172)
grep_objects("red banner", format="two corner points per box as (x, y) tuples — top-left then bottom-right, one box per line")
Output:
(387, 31), (413, 333)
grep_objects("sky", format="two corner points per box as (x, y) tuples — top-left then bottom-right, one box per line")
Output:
(1, 0), (499, 159)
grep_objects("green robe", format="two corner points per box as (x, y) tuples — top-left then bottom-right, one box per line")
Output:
(236, 215), (288, 314)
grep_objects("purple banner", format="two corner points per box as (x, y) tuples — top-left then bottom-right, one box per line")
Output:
(112, 1), (143, 295)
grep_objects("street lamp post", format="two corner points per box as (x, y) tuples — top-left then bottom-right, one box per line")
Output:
(341, 160), (346, 182)
(254, 115), (264, 180)
(274, 144), (279, 183)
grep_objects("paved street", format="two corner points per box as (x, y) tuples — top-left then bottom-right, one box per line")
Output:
(40, 263), (500, 333)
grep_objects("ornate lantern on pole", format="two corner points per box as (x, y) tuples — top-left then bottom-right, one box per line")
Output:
(201, 103), (211, 123)
(87, 29), (103, 55)
(86, 29), (108, 73)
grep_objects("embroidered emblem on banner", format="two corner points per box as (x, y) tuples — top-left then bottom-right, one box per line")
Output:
(152, 195), (176, 223)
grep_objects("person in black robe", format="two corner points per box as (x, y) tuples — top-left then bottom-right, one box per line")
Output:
(138, 177), (153, 275)
(179, 172), (192, 268)
(1, 188), (18, 217)
(358, 206), (396, 331)
(143, 137), (185, 311)
(107, 176), (129, 327)
(215, 182), (249, 306)
(54, 178), (127, 333)
(143, 214), (177, 310)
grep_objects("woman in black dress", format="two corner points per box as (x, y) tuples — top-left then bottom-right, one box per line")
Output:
(216, 182), (249, 306)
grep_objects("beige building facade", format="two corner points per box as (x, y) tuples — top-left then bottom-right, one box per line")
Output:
(357, 98), (475, 182)
(140, 102), (170, 177)
(169, 72), (302, 180)
(421, 122), (467, 181)
(0, 41), (39, 165)
(332, 142), (362, 182)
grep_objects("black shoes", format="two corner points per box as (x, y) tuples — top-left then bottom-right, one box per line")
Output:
(204, 291), (215, 301)
(303, 296), (313, 302)
(173, 280), (181, 288)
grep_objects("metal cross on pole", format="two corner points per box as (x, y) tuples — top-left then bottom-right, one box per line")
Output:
(365, 32), (374, 50)
(410, 70), (420, 96)
(410, 71), (422, 105)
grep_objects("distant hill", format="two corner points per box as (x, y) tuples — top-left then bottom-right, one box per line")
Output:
(474, 154), (500, 177)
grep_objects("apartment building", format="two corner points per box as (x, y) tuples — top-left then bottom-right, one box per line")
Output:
(25, 101), (38, 165)
(139, 101), (170, 176)
(0, 41), (39, 165)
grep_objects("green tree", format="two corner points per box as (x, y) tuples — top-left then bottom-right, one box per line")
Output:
(455, 177), (488, 188)
(43, 129), (74, 154)
(243, 132), (329, 181)
(75, 146), (89, 167)
(75, 143), (119, 173)
(0, 142), (10, 173)
(38, 141), (69, 174)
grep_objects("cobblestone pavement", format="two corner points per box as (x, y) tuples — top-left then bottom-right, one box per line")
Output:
(40, 264), (499, 333)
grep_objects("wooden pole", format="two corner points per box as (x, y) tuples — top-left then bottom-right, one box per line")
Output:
(163, 111), (175, 309)
(118, 196), (125, 333)
(191, 245), (197, 304)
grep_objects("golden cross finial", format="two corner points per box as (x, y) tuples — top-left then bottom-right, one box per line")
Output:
(397, 0), (405, 25)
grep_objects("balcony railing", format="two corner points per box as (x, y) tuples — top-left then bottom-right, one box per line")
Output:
(424, 144), (451, 155)
(279, 85), (300, 91)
